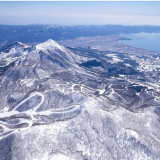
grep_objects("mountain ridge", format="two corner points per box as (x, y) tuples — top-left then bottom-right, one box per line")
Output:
(0, 38), (160, 160)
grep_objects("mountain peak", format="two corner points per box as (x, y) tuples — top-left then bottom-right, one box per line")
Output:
(35, 39), (79, 64)
(35, 39), (61, 50)
(0, 41), (30, 53)
(13, 41), (29, 48)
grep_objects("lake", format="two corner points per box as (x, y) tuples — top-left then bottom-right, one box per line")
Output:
(118, 32), (160, 52)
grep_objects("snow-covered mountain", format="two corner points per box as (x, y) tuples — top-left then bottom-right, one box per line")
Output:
(0, 39), (160, 160)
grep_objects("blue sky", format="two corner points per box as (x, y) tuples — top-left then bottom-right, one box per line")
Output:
(0, 1), (160, 25)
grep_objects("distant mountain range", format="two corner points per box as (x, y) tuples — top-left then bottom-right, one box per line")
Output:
(1, 24), (160, 49)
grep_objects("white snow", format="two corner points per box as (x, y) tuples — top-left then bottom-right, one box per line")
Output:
(119, 74), (125, 77)
(17, 42), (30, 49)
(107, 88), (115, 97)
(20, 78), (35, 87)
(71, 84), (77, 92)
(35, 39), (76, 63)
(98, 89), (106, 94)
(36, 39), (66, 52)
(106, 54), (123, 63)
(13, 91), (44, 112)
(48, 153), (75, 160)
(125, 63), (132, 67)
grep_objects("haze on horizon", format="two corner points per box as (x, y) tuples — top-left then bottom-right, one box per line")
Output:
(0, 1), (160, 26)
